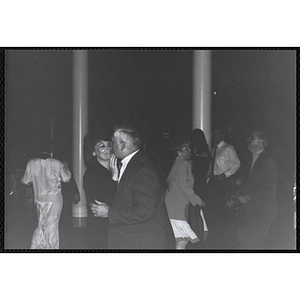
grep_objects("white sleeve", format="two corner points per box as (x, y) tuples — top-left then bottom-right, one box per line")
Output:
(21, 160), (33, 184)
(60, 163), (71, 183)
(224, 146), (241, 177)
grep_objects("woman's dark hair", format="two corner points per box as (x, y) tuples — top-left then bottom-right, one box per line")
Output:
(35, 138), (53, 159)
(169, 135), (190, 153)
(190, 129), (209, 154)
(84, 129), (112, 165)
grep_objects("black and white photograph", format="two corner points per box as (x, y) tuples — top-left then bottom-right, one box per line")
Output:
(1, 2), (299, 299)
(3, 48), (296, 251)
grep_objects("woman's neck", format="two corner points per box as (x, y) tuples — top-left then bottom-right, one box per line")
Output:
(97, 158), (110, 170)
(177, 156), (187, 161)
(192, 148), (209, 157)
(195, 152), (209, 157)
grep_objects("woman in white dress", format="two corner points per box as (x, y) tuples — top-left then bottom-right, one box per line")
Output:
(22, 141), (71, 249)
(165, 136), (206, 250)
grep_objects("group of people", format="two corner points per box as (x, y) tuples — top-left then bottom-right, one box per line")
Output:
(19, 123), (277, 250)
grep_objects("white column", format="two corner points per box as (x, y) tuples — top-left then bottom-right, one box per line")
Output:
(72, 50), (88, 220)
(192, 50), (212, 148)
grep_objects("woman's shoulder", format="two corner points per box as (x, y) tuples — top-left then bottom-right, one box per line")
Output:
(85, 163), (110, 176)
(27, 158), (48, 167)
(177, 158), (191, 168)
(29, 158), (43, 163)
(47, 158), (63, 164)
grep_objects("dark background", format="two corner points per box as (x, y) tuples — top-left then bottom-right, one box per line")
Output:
(5, 49), (296, 249)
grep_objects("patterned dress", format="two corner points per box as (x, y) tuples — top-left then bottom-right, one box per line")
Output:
(22, 158), (71, 249)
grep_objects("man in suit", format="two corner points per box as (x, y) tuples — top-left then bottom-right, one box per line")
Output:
(91, 124), (175, 249)
(229, 130), (277, 249)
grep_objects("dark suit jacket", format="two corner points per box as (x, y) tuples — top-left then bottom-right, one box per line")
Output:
(108, 151), (175, 249)
(242, 151), (277, 222)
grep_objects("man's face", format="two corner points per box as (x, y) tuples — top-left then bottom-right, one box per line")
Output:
(111, 134), (123, 159)
(213, 129), (224, 145)
(247, 133), (262, 153)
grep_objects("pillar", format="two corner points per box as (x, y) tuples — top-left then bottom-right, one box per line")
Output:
(72, 50), (88, 222)
(192, 50), (212, 148)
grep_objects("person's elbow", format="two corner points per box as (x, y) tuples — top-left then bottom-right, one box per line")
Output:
(21, 179), (30, 185)
(63, 174), (72, 183)
(133, 203), (155, 222)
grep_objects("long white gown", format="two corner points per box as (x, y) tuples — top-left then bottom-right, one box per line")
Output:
(22, 158), (71, 249)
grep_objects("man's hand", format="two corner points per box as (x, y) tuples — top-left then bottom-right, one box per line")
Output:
(215, 173), (226, 182)
(226, 198), (241, 211)
(237, 195), (251, 204)
(90, 200), (109, 218)
(226, 200), (235, 209)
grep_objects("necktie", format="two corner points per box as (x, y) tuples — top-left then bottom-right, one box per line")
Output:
(117, 160), (123, 182)
(117, 160), (122, 175)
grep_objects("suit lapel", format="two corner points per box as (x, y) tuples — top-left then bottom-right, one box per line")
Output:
(118, 151), (140, 188)
(249, 151), (267, 178)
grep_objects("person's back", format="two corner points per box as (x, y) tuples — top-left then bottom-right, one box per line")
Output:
(22, 153), (71, 249)
(23, 158), (70, 202)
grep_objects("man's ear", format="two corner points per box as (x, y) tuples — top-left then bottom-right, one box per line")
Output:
(120, 141), (126, 151)
(92, 151), (96, 156)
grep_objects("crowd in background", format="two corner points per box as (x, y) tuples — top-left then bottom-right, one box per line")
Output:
(5, 123), (277, 250)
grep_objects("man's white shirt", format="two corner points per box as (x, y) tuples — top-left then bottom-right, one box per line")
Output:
(212, 140), (240, 178)
(118, 150), (139, 182)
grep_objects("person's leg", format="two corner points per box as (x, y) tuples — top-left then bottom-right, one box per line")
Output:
(176, 239), (189, 250)
(204, 231), (208, 242)
(244, 219), (272, 249)
(206, 179), (221, 245)
(187, 205), (204, 249)
(237, 216), (272, 249)
(30, 200), (41, 249)
(44, 200), (63, 249)
(236, 217), (248, 249)
(207, 178), (220, 216)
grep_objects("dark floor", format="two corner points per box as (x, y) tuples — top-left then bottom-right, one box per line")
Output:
(4, 200), (296, 251)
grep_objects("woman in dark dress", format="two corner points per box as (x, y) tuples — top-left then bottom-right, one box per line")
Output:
(83, 130), (118, 249)
(187, 129), (212, 249)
